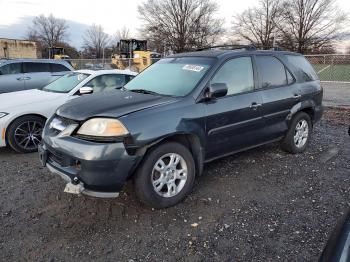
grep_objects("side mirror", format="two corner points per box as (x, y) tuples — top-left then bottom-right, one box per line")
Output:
(79, 86), (93, 95)
(206, 83), (228, 99)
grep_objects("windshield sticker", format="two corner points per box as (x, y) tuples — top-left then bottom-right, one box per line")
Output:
(182, 64), (204, 72)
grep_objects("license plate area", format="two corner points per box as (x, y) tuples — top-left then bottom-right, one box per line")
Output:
(64, 182), (84, 195)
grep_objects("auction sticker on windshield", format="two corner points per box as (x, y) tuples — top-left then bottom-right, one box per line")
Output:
(182, 64), (204, 72)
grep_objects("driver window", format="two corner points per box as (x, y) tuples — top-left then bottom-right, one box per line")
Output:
(102, 74), (126, 91)
(85, 74), (126, 93)
(211, 57), (254, 96)
(0, 63), (22, 75)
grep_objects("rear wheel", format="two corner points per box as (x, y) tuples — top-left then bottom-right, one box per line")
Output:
(134, 142), (195, 208)
(281, 112), (312, 154)
(7, 115), (45, 153)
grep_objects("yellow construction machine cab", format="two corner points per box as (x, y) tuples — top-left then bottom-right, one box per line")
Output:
(48, 47), (70, 60)
(111, 39), (152, 72)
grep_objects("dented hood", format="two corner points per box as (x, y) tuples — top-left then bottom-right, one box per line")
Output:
(56, 89), (177, 121)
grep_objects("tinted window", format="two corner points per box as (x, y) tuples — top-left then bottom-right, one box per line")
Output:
(125, 57), (215, 97)
(286, 55), (318, 82)
(0, 63), (22, 75)
(23, 62), (50, 73)
(85, 74), (127, 93)
(51, 63), (69, 72)
(256, 56), (287, 88)
(211, 57), (254, 95)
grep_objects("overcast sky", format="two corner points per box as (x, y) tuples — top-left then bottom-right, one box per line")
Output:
(0, 0), (349, 48)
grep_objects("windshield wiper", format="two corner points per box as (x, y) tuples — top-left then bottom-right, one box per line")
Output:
(128, 89), (161, 96)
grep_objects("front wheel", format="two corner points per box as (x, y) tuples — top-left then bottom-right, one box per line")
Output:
(134, 142), (196, 208)
(7, 115), (45, 153)
(281, 112), (312, 154)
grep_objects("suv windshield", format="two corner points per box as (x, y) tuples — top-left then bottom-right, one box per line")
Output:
(43, 72), (89, 93)
(124, 57), (215, 96)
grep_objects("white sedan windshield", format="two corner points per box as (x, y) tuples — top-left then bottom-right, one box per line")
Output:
(43, 73), (89, 93)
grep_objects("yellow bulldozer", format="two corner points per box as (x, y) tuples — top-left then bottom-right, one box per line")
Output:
(111, 39), (161, 72)
(48, 47), (70, 60)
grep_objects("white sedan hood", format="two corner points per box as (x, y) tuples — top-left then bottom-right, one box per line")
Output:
(0, 89), (65, 110)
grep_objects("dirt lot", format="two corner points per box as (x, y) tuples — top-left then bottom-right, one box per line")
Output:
(0, 108), (349, 261)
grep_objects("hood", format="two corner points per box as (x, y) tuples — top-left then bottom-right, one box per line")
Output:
(0, 89), (64, 110)
(56, 90), (177, 121)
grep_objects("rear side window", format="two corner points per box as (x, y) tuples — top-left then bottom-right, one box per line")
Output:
(23, 62), (50, 73)
(256, 56), (288, 88)
(51, 63), (69, 72)
(211, 57), (254, 95)
(0, 63), (22, 75)
(286, 55), (318, 82)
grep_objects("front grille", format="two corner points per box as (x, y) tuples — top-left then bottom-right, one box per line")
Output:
(47, 147), (64, 166)
(46, 144), (75, 167)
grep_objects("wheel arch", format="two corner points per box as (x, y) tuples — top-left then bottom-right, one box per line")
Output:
(131, 132), (205, 179)
(289, 100), (316, 125)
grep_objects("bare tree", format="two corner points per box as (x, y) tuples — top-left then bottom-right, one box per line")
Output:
(115, 27), (131, 41)
(232, 0), (282, 49)
(278, 0), (348, 53)
(138, 0), (224, 53)
(83, 24), (110, 58)
(26, 14), (69, 48)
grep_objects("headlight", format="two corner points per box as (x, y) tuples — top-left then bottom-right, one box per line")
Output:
(0, 112), (8, 119)
(77, 118), (129, 137)
(133, 53), (140, 58)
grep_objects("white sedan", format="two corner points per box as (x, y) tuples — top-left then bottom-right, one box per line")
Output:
(0, 69), (137, 153)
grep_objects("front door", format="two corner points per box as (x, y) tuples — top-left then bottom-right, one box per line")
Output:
(204, 56), (265, 160)
(0, 62), (25, 93)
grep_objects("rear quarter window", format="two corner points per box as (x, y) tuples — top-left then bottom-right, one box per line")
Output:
(286, 55), (318, 82)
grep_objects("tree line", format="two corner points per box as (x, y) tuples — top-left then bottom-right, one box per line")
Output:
(26, 0), (349, 58)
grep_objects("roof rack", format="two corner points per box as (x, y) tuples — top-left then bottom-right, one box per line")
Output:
(196, 45), (257, 51)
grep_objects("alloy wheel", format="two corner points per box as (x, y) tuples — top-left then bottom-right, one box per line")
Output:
(151, 153), (188, 198)
(294, 119), (309, 148)
(14, 121), (43, 151)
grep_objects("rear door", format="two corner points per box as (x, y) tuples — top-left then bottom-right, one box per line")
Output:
(0, 62), (25, 93)
(23, 62), (52, 90)
(204, 56), (265, 160)
(255, 55), (300, 140)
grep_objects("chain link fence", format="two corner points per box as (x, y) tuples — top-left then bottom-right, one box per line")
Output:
(69, 58), (162, 72)
(305, 54), (350, 83)
(305, 54), (350, 108)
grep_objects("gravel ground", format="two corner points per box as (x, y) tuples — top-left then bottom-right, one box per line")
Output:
(0, 108), (349, 261)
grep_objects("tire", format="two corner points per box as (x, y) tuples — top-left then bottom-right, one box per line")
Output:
(134, 142), (196, 208)
(281, 112), (312, 154)
(7, 115), (46, 153)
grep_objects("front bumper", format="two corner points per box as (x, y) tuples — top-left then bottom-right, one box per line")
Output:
(39, 134), (141, 197)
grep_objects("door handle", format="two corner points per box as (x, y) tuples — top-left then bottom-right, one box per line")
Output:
(17, 77), (31, 81)
(250, 102), (262, 110)
(293, 94), (301, 99)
